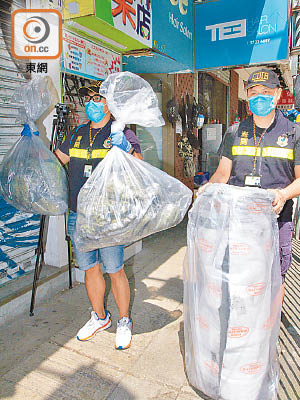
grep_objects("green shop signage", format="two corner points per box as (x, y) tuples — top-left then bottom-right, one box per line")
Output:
(63, 0), (152, 53)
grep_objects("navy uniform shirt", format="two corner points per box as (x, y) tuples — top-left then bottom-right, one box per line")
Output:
(59, 119), (141, 212)
(221, 110), (300, 221)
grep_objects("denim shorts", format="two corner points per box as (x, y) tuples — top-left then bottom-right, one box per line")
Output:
(67, 210), (124, 273)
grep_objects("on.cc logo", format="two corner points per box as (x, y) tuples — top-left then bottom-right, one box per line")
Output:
(23, 16), (50, 44)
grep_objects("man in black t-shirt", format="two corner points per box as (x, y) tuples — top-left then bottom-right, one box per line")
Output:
(55, 81), (142, 350)
(198, 68), (300, 291)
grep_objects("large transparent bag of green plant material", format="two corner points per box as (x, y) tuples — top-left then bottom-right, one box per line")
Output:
(0, 77), (68, 215)
(74, 146), (192, 251)
(0, 124), (68, 215)
(184, 184), (282, 400)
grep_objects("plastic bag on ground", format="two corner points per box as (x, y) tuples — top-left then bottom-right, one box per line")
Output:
(184, 184), (281, 400)
(75, 146), (192, 251)
(99, 71), (165, 133)
(0, 124), (68, 215)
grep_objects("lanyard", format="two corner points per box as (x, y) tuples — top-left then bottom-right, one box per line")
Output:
(88, 125), (102, 159)
(252, 119), (266, 174)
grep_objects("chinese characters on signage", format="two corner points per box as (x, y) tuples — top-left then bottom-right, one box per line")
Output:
(111, 0), (152, 46)
(277, 90), (295, 111)
(62, 31), (121, 80)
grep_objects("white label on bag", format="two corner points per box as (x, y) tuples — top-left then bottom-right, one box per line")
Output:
(176, 119), (183, 135)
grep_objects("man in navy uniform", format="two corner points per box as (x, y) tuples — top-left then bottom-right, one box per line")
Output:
(199, 68), (300, 291)
(56, 81), (142, 349)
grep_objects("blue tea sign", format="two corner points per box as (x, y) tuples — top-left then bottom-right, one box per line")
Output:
(195, 0), (289, 69)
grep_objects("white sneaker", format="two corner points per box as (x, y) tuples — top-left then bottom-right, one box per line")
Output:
(115, 317), (132, 350)
(77, 310), (111, 341)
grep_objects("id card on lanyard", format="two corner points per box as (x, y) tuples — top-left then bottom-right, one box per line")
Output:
(84, 148), (93, 178)
(83, 164), (93, 178)
(244, 122), (266, 188)
(244, 175), (261, 187)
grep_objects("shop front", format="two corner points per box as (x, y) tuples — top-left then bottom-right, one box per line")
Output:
(123, 0), (196, 190)
(197, 70), (230, 176)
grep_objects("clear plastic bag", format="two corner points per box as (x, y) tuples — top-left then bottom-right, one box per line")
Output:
(99, 71), (165, 133)
(75, 146), (192, 251)
(0, 76), (68, 215)
(184, 184), (281, 400)
(11, 75), (52, 132)
(0, 124), (68, 215)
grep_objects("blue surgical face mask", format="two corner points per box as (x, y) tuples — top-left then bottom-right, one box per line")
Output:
(85, 100), (106, 123)
(248, 94), (275, 117)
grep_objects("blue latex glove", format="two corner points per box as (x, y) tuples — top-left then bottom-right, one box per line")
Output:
(110, 131), (132, 152)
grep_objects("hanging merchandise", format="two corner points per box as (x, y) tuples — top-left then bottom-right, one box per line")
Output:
(184, 94), (201, 150)
(179, 96), (188, 134)
(178, 137), (193, 159)
(197, 114), (205, 129)
(0, 77), (68, 216)
(177, 92), (198, 179)
(176, 115), (183, 136)
(184, 157), (196, 178)
(191, 97), (205, 129)
(187, 129), (200, 150)
(185, 93), (193, 131)
(166, 97), (179, 126)
(177, 137), (195, 178)
(75, 146), (192, 251)
(184, 184), (282, 400)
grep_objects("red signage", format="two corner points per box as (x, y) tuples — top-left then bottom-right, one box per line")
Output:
(278, 89), (294, 106)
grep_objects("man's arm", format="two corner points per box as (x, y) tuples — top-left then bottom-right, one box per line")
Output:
(270, 127), (300, 213)
(280, 166), (300, 200)
(197, 156), (232, 194)
(133, 151), (143, 160)
(124, 128), (143, 159)
(268, 166), (300, 214)
(209, 156), (232, 183)
(55, 149), (70, 166)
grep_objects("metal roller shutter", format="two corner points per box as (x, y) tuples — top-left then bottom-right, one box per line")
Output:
(0, 1), (40, 287)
